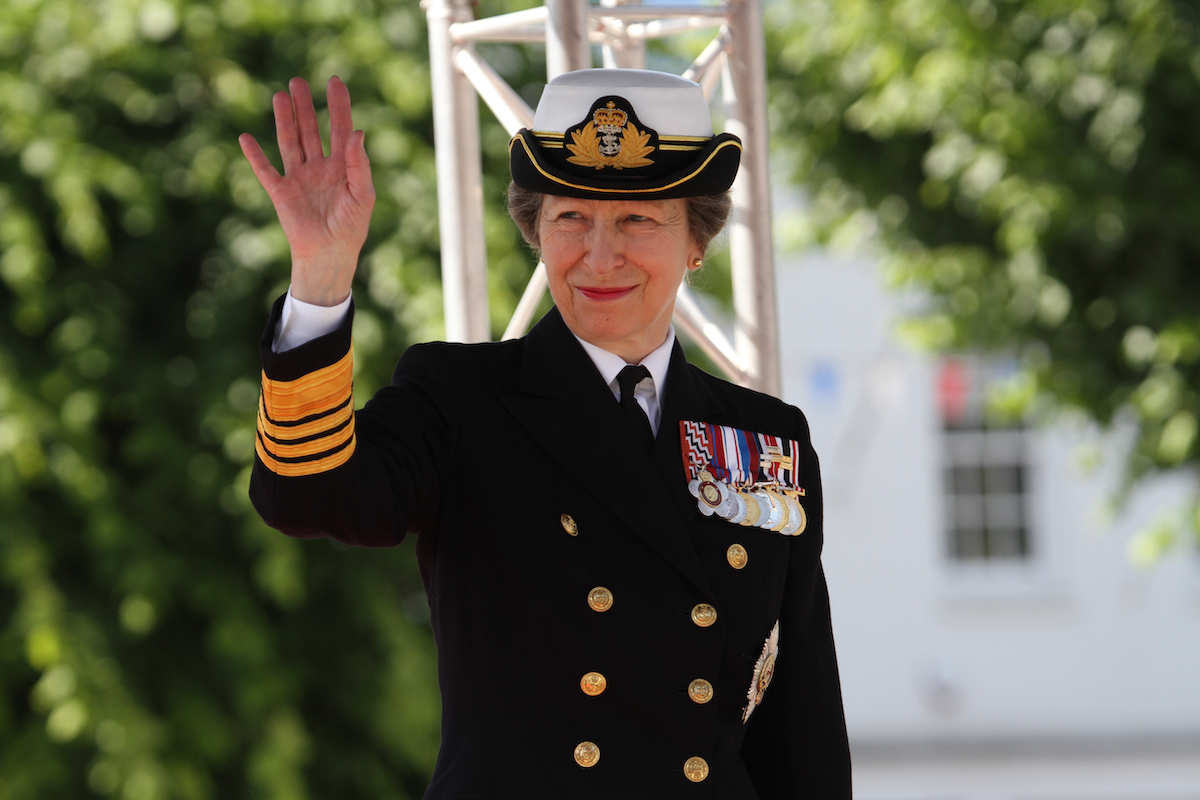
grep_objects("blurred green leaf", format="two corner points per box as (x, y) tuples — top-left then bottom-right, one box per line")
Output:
(0, 1), (546, 796)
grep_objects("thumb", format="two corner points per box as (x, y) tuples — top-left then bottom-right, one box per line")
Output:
(238, 132), (281, 192)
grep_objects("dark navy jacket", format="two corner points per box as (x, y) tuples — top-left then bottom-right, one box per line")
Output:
(251, 298), (851, 799)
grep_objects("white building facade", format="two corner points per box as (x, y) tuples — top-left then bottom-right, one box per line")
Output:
(772, 250), (1200, 800)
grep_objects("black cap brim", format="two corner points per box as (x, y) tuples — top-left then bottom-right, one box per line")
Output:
(510, 129), (742, 200)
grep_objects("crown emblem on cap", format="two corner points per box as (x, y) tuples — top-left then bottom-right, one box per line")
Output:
(592, 101), (628, 131)
(567, 101), (655, 171)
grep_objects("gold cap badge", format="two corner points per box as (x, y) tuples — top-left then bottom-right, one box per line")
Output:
(567, 101), (655, 171)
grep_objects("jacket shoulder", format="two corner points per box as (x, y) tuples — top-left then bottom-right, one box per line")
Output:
(392, 337), (526, 386)
(685, 363), (812, 439)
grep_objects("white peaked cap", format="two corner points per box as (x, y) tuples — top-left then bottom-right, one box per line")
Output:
(532, 69), (715, 137)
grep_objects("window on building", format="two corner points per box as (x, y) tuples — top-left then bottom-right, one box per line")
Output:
(937, 357), (1032, 561)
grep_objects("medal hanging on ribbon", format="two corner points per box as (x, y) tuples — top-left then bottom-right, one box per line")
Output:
(680, 421), (808, 536)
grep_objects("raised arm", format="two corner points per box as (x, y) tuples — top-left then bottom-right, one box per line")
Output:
(238, 76), (375, 306)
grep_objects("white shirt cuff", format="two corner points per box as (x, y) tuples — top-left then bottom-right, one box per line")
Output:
(273, 289), (352, 353)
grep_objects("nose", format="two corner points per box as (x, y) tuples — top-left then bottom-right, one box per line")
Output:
(583, 226), (624, 273)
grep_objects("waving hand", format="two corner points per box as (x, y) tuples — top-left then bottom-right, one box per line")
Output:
(239, 76), (375, 306)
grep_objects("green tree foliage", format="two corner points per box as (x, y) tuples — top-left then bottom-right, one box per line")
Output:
(765, 0), (1200, 546)
(0, 0), (543, 796)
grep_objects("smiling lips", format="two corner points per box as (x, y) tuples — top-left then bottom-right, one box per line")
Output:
(578, 286), (636, 301)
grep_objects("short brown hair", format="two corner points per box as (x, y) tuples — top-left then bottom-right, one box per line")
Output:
(506, 182), (732, 257)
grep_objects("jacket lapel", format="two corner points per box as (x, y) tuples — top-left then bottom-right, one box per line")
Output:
(650, 338), (724, 525)
(501, 309), (719, 596)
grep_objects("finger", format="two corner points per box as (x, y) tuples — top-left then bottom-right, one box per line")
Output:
(327, 76), (353, 161)
(239, 132), (282, 191)
(273, 90), (303, 172)
(289, 76), (326, 163)
(344, 130), (376, 204)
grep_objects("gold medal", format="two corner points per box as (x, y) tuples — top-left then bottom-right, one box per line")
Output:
(738, 492), (762, 527)
(767, 490), (790, 532)
(782, 494), (806, 535)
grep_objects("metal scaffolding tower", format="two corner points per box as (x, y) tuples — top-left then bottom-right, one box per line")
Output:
(422, 0), (780, 396)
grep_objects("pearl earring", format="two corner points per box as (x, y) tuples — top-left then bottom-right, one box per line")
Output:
(691, 257), (703, 268)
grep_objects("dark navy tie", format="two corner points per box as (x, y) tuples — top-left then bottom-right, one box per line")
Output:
(617, 365), (654, 451)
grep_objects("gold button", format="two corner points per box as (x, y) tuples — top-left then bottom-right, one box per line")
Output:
(687, 678), (714, 704)
(683, 756), (709, 782)
(726, 543), (748, 569)
(561, 514), (578, 536)
(588, 587), (613, 612)
(574, 740), (600, 768)
(580, 672), (607, 696)
(690, 603), (717, 627)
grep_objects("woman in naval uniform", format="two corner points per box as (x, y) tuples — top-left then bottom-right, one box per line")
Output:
(239, 68), (851, 799)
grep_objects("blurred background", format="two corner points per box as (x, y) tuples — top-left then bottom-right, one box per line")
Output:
(0, 0), (1197, 798)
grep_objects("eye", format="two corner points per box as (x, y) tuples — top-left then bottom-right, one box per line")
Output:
(557, 210), (582, 220)
(626, 214), (651, 223)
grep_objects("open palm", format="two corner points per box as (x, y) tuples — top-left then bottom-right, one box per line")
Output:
(239, 76), (375, 306)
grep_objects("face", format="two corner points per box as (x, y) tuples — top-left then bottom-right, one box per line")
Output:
(539, 195), (701, 364)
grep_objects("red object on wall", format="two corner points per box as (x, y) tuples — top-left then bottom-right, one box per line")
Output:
(937, 358), (968, 425)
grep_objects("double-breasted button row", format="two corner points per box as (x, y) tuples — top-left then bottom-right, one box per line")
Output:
(687, 600), (716, 713)
(573, 741), (710, 783)
(581, 671), (714, 704)
(564, 515), (745, 569)
(565, 512), (712, 783)
(688, 604), (717, 705)
(581, 581), (609, 697)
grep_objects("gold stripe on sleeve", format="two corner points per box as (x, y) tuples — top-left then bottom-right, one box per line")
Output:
(256, 349), (358, 477)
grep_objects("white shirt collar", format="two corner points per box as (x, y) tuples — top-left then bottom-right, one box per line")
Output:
(573, 327), (675, 435)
